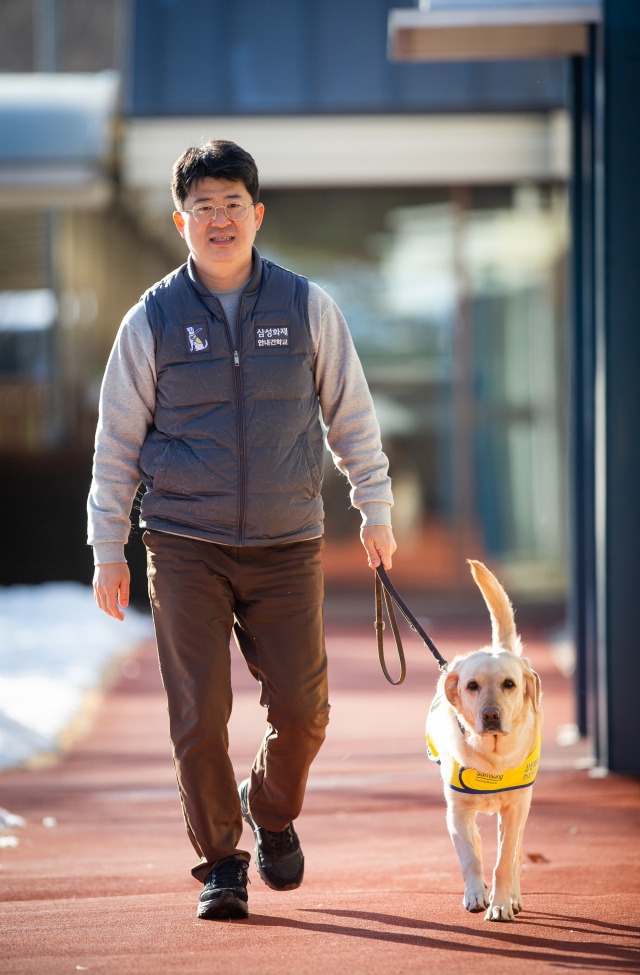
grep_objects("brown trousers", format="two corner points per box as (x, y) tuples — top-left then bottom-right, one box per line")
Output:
(143, 530), (329, 882)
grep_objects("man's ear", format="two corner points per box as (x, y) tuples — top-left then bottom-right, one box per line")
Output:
(253, 201), (265, 232)
(173, 210), (186, 237)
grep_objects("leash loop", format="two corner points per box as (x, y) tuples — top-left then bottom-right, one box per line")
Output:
(374, 566), (448, 685)
(375, 569), (406, 684)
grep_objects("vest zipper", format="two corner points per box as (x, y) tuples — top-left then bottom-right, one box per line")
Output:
(233, 295), (247, 544)
(214, 296), (246, 544)
(233, 346), (246, 543)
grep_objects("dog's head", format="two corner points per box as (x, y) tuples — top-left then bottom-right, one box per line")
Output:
(442, 560), (542, 737)
(444, 649), (541, 736)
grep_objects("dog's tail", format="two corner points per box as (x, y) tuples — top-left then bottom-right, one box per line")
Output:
(467, 559), (521, 655)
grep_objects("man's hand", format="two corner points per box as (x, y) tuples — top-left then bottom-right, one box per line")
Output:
(360, 525), (397, 571)
(93, 562), (131, 621)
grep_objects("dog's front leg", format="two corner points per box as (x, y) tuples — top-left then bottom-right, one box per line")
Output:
(447, 805), (488, 912)
(486, 793), (531, 921)
(507, 810), (528, 916)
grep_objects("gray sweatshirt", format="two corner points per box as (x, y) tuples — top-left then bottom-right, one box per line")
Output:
(88, 279), (393, 565)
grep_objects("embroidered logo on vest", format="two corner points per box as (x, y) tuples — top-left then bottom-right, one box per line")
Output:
(256, 325), (289, 348)
(185, 324), (209, 353)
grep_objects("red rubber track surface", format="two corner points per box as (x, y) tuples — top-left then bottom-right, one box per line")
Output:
(1, 620), (639, 974)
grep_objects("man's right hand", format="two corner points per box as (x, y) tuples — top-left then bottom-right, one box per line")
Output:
(93, 562), (131, 621)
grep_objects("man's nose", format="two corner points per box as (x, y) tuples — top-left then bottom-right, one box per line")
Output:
(210, 206), (231, 225)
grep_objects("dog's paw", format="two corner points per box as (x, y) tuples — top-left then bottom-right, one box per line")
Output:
(510, 893), (523, 915)
(464, 884), (489, 913)
(485, 900), (515, 922)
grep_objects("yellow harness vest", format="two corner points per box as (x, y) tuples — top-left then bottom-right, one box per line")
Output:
(426, 696), (541, 795)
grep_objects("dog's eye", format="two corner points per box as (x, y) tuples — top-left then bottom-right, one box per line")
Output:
(502, 679), (516, 689)
(466, 680), (479, 691)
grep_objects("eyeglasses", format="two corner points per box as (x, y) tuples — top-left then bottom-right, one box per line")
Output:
(179, 202), (257, 223)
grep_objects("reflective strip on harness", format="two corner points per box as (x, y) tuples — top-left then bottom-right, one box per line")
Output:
(426, 697), (541, 794)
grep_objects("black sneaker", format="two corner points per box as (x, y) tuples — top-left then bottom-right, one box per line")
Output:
(239, 778), (304, 891)
(197, 855), (250, 920)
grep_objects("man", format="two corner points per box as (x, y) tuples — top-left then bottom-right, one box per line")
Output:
(89, 140), (396, 921)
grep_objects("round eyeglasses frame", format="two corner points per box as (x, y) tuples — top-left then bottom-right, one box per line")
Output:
(178, 202), (257, 223)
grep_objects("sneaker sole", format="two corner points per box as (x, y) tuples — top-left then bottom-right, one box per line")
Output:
(197, 890), (249, 921)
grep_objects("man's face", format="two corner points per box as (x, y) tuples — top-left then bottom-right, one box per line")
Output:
(173, 177), (264, 285)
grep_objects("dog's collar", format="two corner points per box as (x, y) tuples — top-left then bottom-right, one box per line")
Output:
(456, 716), (468, 740)
(426, 696), (541, 794)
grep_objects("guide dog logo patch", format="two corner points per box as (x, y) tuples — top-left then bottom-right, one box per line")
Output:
(185, 323), (209, 353)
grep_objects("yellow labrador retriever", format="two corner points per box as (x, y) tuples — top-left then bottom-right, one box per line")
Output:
(426, 560), (542, 921)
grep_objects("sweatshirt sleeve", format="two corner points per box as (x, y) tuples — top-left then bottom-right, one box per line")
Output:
(308, 282), (393, 527)
(87, 303), (157, 565)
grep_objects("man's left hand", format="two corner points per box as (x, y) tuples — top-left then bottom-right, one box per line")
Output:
(360, 525), (397, 570)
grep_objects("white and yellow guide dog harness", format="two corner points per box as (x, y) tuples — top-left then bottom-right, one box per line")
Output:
(426, 695), (541, 795)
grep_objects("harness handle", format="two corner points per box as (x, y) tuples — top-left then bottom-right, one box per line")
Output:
(375, 566), (448, 685)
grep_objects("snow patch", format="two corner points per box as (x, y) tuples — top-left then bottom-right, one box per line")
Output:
(0, 582), (153, 771)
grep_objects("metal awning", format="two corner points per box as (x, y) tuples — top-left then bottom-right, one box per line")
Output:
(0, 71), (120, 209)
(388, 3), (601, 61)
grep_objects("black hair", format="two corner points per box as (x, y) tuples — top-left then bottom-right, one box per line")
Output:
(171, 140), (260, 208)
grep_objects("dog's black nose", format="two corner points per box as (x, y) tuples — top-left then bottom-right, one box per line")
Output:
(482, 707), (501, 726)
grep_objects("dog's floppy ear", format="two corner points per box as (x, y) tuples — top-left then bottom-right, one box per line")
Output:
(444, 669), (461, 711)
(523, 661), (542, 714)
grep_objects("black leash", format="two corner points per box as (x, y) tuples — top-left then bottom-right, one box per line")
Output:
(375, 565), (448, 685)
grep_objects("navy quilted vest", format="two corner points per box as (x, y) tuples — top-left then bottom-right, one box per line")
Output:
(137, 249), (324, 545)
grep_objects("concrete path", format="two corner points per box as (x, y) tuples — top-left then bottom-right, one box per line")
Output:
(1, 618), (639, 974)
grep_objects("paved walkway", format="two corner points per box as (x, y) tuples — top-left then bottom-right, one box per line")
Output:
(1, 615), (639, 974)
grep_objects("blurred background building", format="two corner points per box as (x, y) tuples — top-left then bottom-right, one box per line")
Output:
(0, 0), (572, 601)
(0, 0), (638, 770)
